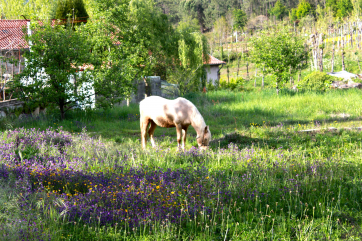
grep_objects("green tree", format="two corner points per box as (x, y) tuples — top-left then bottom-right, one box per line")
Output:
(250, 27), (308, 94)
(14, 21), (93, 120)
(84, 0), (186, 107)
(269, 0), (287, 20)
(296, 0), (312, 19)
(326, 0), (353, 18)
(181, 0), (206, 32)
(233, 9), (247, 31)
(290, 0), (312, 20)
(336, 0), (353, 18)
(167, 19), (209, 95)
(326, 0), (338, 16)
(54, 0), (89, 21)
(0, 0), (57, 19)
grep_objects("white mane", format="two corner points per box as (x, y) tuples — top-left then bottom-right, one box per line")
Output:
(190, 103), (206, 133)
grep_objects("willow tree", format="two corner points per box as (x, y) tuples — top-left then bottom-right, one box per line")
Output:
(166, 18), (209, 95)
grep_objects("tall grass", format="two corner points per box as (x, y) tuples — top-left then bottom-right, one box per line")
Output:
(1, 90), (362, 240)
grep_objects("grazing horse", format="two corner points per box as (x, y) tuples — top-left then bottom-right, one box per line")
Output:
(139, 96), (211, 150)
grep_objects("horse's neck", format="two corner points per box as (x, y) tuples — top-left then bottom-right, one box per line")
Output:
(191, 111), (206, 135)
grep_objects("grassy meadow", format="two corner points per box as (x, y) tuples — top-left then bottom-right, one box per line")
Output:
(1, 90), (362, 240)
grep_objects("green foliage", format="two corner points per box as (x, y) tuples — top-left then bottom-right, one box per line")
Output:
(326, 0), (353, 18)
(297, 0), (312, 19)
(290, 0), (312, 20)
(166, 18), (209, 95)
(336, 0), (353, 18)
(233, 9), (247, 30)
(180, 0), (205, 31)
(85, 0), (183, 106)
(298, 71), (334, 91)
(14, 21), (93, 120)
(289, 8), (298, 21)
(0, 0), (58, 19)
(250, 27), (308, 89)
(54, 0), (89, 21)
(219, 77), (244, 91)
(268, 0), (287, 20)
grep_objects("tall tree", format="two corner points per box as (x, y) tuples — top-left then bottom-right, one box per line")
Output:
(181, 0), (206, 32)
(14, 21), (93, 119)
(54, 0), (89, 21)
(233, 9), (247, 31)
(268, 0), (287, 20)
(167, 18), (209, 95)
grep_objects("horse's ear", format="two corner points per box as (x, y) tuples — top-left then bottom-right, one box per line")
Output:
(204, 126), (208, 133)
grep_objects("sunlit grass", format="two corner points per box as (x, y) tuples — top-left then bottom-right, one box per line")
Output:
(1, 90), (362, 240)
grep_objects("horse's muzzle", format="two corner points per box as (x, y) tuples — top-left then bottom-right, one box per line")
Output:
(199, 145), (209, 151)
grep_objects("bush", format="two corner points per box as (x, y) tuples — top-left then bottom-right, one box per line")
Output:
(298, 71), (335, 91)
(219, 77), (244, 91)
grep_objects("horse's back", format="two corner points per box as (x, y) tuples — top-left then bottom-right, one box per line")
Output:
(139, 96), (195, 127)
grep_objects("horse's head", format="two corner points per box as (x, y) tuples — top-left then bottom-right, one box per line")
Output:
(197, 126), (211, 151)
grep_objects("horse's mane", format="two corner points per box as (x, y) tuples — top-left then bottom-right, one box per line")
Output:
(190, 103), (206, 132)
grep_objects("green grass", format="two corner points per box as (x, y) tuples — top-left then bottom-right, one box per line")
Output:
(2, 90), (362, 240)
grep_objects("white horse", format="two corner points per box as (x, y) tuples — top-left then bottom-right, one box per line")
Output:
(139, 96), (211, 150)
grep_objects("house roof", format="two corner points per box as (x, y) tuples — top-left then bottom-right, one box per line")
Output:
(0, 20), (29, 50)
(205, 55), (226, 65)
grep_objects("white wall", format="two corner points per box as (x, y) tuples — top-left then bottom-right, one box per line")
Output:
(205, 65), (220, 85)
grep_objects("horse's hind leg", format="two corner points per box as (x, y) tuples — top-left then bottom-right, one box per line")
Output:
(148, 120), (157, 148)
(141, 117), (150, 149)
(176, 124), (183, 149)
(182, 126), (189, 150)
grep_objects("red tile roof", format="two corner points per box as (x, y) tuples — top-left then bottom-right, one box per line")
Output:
(0, 20), (29, 50)
(205, 54), (226, 65)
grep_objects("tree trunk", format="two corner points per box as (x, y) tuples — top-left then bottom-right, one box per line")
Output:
(298, 69), (301, 82)
(331, 43), (335, 72)
(342, 41), (345, 71)
(246, 61), (249, 80)
(60, 104), (65, 120)
(262, 66), (265, 88)
(254, 68), (257, 87)
(237, 52), (240, 78)
(227, 65), (229, 84)
(319, 48), (323, 72)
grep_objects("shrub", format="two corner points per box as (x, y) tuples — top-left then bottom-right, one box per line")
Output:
(298, 71), (334, 91)
(219, 77), (244, 91)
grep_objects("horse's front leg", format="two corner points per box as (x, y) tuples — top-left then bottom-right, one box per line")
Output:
(182, 126), (189, 150)
(140, 118), (150, 150)
(176, 124), (183, 150)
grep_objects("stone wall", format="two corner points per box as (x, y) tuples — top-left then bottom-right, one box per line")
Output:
(136, 76), (162, 102)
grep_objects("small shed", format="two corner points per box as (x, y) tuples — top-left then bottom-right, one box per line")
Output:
(204, 55), (226, 85)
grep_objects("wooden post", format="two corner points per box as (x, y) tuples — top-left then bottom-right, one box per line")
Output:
(262, 66), (265, 88)
(227, 65), (229, 84)
(342, 41), (345, 71)
(320, 47), (323, 72)
(246, 61), (249, 80)
(254, 67), (257, 87)
(331, 42), (335, 72)
(237, 53), (240, 78)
